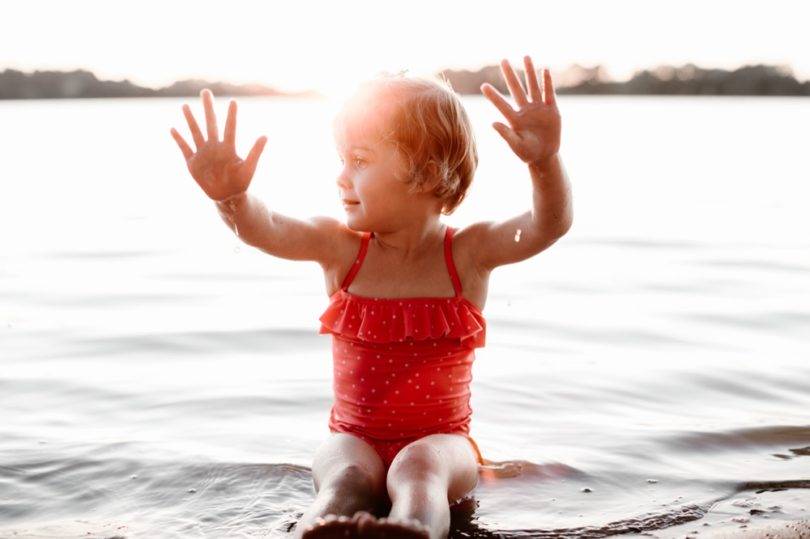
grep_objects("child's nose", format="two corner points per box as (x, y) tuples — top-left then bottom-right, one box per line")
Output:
(336, 171), (352, 190)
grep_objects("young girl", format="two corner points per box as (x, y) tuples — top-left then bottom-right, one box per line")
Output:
(170, 54), (572, 539)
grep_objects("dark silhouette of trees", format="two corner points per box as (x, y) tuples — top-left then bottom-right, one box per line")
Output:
(439, 63), (810, 96)
(0, 68), (316, 99)
(1, 63), (808, 99)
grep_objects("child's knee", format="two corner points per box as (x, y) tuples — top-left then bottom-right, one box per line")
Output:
(325, 463), (375, 491)
(312, 434), (386, 493)
(387, 442), (446, 484)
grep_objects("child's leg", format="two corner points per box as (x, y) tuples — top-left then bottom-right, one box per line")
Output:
(385, 434), (480, 539)
(294, 432), (386, 538)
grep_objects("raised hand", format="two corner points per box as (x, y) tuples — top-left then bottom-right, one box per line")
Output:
(480, 55), (561, 166)
(170, 89), (268, 202)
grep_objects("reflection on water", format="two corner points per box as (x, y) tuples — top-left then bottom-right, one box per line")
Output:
(1, 96), (809, 537)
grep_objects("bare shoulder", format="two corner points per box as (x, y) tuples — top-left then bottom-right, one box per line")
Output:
(314, 218), (364, 296)
(450, 221), (495, 280)
(309, 216), (363, 270)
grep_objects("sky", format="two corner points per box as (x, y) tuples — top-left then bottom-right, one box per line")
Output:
(3, 0), (808, 96)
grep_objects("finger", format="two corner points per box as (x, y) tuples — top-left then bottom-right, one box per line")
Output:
(182, 104), (205, 149)
(500, 58), (529, 108)
(201, 88), (219, 142)
(524, 55), (542, 103)
(492, 121), (521, 150)
(480, 83), (518, 123)
(170, 128), (194, 160)
(543, 68), (557, 106)
(224, 100), (237, 148)
(244, 136), (268, 178)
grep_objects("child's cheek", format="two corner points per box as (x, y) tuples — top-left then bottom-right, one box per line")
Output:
(357, 171), (379, 202)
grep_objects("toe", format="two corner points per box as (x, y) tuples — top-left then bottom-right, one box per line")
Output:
(356, 511), (377, 534)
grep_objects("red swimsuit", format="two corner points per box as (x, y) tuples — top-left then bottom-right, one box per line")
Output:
(319, 225), (486, 469)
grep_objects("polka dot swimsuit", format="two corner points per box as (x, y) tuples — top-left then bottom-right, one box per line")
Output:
(318, 225), (486, 469)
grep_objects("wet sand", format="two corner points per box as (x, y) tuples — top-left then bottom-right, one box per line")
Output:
(712, 520), (810, 538)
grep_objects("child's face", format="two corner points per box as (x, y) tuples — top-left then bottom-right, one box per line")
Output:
(335, 111), (429, 230)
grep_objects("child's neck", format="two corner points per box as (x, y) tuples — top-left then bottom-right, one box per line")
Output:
(372, 218), (445, 262)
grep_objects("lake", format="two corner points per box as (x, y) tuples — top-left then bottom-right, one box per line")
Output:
(1, 94), (809, 537)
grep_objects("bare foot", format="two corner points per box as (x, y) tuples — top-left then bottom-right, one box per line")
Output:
(301, 511), (378, 538)
(300, 513), (356, 538)
(353, 511), (430, 539)
(300, 511), (430, 539)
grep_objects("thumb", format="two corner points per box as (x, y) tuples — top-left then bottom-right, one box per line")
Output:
(244, 136), (268, 177)
(492, 122), (521, 149)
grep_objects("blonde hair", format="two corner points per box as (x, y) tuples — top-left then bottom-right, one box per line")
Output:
(333, 71), (478, 216)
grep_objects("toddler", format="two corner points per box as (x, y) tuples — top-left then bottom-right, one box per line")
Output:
(170, 54), (572, 539)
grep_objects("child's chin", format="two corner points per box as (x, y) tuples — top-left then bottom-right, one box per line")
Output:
(344, 218), (369, 233)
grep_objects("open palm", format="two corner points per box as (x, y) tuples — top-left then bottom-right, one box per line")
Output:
(170, 89), (267, 202)
(481, 55), (561, 165)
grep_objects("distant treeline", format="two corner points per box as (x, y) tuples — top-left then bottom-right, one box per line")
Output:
(1, 63), (809, 100)
(0, 69), (316, 100)
(441, 63), (810, 96)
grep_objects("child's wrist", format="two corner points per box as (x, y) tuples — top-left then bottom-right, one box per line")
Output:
(528, 153), (559, 174)
(215, 191), (248, 213)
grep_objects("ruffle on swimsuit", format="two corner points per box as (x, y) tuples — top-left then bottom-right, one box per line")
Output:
(318, 289), (486, 349)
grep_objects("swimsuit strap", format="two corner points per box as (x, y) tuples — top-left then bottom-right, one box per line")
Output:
(443, 225), (463, 297)
(341, 228), (462, 297)
(340, 231), (372, 291)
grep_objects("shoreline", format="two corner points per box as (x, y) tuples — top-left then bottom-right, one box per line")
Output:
(711, 519), (810, 538)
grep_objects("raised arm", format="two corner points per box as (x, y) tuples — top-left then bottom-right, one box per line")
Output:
(215, 191), (344, 265)
(170, 88), (342, 267)
(467, 55), (573, 272)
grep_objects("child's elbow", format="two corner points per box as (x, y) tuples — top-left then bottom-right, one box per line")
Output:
(557, 207), (574, 236)
(560, 214), (573, 236)
(550, 214), (573, 239)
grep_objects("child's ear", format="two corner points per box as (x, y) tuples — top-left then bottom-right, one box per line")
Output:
(417, 161), (445, 194)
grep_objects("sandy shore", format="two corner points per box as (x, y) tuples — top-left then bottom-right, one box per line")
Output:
(709, 520), (810, 538)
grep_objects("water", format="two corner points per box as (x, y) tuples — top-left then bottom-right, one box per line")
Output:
(1, 95), (809, 537)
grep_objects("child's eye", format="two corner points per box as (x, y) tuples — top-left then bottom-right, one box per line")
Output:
(338, 156), (366, 168)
